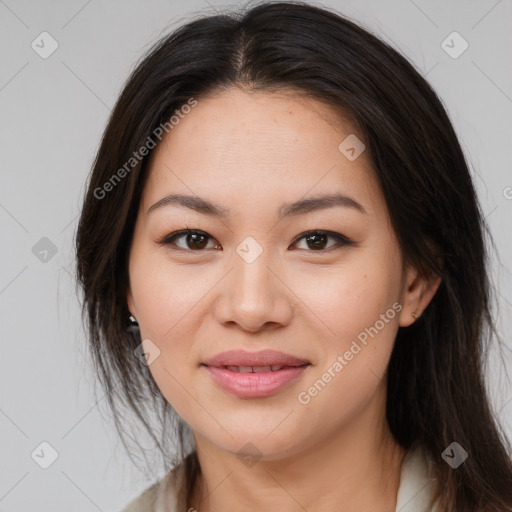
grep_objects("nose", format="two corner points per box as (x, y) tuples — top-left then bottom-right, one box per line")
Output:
(213, 248), (294, 333)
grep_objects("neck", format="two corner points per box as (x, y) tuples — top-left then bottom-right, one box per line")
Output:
(189, 388), (406, 512)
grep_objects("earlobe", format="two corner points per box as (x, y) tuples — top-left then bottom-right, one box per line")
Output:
(399, 265), (442, 327)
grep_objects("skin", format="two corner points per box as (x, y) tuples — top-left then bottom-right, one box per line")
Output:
(127, 87), (441, 512)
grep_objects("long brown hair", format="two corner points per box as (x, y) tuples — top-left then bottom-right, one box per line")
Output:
(75, 2), (512, 509)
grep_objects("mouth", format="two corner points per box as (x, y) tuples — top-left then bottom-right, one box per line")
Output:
(201, 350), (311, 398)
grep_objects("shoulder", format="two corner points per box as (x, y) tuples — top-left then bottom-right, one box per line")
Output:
(119, 455), (192, 512)
(395, 444), (440, 512)
(119, 481), (159, 512)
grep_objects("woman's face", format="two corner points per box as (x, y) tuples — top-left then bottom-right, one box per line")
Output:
(127, 87), (428, 459)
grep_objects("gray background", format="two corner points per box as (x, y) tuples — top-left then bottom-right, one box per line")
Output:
(1, 0), (511, 510)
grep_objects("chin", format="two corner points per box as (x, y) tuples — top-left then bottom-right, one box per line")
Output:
(195, 424), (308, 462)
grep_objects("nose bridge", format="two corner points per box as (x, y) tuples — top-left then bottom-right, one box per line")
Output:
(232, 237), (276, 306)
(214, 235), (293, 331)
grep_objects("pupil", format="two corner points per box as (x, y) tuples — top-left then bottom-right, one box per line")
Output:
(307, 234), (326, 250)
(188, 233), (207, 249)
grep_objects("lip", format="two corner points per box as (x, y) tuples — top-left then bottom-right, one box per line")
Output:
(202, 349), (311, 398)
(202, 349), (310, 368)
(203, 365), (310, 398)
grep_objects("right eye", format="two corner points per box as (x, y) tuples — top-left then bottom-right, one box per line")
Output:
(157, 228), (222, 251)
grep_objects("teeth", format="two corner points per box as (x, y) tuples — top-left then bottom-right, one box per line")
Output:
(224, 365), (286, 373)
(252, 366), (271, 373)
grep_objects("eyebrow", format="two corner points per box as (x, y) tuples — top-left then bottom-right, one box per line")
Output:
(147, 192), (367, 220)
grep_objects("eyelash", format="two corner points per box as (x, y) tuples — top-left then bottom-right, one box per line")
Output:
(156, 228), (355, 253)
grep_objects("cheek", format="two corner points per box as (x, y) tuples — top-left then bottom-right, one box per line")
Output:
(132, 264), (202, 420)
(295, 288), (399, 437)
(129, 251), (206, 406)
(294, 250), (401, 408)
(296, 248), (401, 344)
(130, 250), (208, 338)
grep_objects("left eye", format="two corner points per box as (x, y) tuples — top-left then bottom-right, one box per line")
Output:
(291, 230), (354, 251)
(157, 229), (353, 252)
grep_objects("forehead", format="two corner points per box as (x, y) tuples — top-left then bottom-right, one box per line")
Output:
(142, 87), (383, 218)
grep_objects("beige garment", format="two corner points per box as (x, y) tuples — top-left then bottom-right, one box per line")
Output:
(120, 445), (439, 512)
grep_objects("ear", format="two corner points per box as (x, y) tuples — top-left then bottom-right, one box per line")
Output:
(398, 264), (442, 327)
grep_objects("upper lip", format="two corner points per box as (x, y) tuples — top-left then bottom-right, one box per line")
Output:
(203, 349), (310, 368)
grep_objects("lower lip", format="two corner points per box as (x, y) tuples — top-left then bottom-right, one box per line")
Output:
(203, 364), (310, 398)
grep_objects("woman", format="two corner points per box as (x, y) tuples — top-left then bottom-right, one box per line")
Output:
(75, 2), (512, 511)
